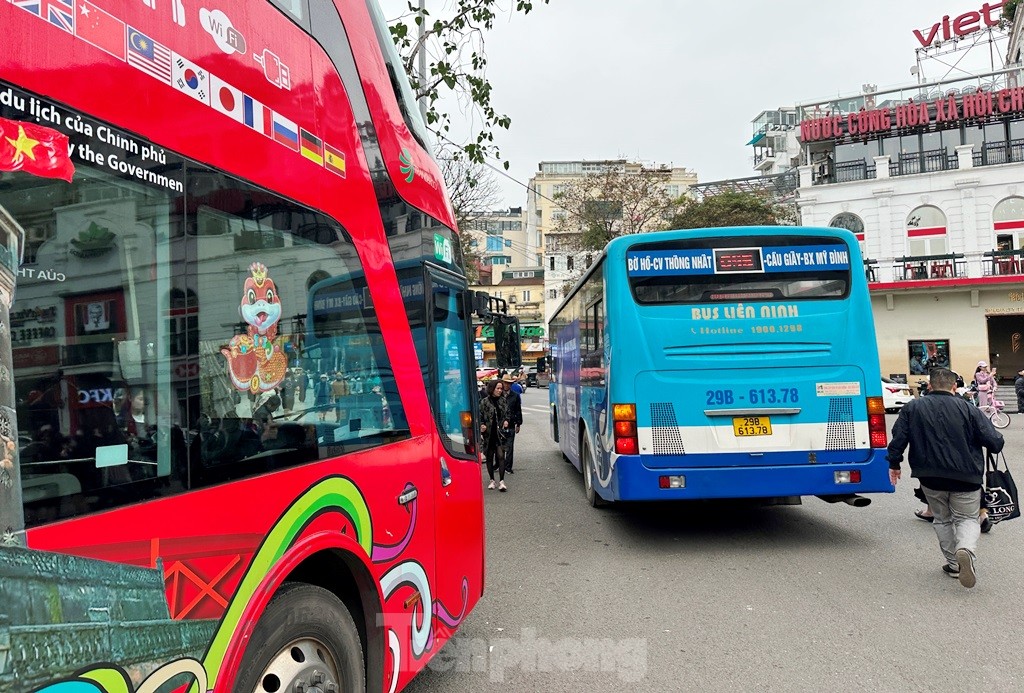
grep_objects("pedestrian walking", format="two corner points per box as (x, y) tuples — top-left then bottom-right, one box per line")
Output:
(479, 379), (511, 491)
(313, 373), (332, 422)
(887, 367), (1004, 588)
(1015, 368), (1024, 414)
(502, 374), (523, 473)
(331, 372), (349, 422)
(280, 370), (296, 413)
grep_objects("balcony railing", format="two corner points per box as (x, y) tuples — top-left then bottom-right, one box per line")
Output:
(863, 249), (1024, 283)
(971, 139), (1024, 167)
(813, 140), (1024, 187)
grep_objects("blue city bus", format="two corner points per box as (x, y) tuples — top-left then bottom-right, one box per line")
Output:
(548, 226), (892, 507)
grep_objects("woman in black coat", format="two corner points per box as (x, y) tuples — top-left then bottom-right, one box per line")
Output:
(479, 379), (511, 491)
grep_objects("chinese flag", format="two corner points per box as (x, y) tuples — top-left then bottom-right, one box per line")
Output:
(0, 116), (75, 182)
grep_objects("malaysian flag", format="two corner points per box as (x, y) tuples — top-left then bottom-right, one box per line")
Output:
(14, 0), (74, 34)
(127, 26), (171, 83)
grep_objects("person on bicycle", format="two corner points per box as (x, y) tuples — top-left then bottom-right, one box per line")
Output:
(974, 361), (996, 407)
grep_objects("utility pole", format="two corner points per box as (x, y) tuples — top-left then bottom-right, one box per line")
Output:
(418, 0), (428, 121)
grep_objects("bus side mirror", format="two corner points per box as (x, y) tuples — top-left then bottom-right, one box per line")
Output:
(494, 316), (522, 370)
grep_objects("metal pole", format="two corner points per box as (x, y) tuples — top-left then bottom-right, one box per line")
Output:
(418, 0), (427, 120)
(0, 206), (25, 546)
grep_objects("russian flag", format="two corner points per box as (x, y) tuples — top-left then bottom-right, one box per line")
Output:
(272, 112), (299, 151)
(243, 95), (273, 138)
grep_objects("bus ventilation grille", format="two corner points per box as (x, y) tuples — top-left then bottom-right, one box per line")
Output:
(650, 403), (685, 455)
(825, 398), (855, 450)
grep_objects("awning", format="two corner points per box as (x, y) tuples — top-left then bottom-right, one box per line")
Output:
(746, 132), (765, 146)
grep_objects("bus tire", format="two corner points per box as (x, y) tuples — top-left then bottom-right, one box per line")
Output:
(232, 582), (365, 693)
(582, 439), (608, 508)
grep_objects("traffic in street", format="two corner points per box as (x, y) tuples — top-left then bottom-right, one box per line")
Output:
(407, 387), (1024, 692)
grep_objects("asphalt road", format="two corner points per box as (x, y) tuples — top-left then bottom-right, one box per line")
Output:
(405, 389), (1024, 692)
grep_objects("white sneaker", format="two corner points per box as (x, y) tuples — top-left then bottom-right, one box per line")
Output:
(487, 480), (496, 490)
(499, 481), (507, 492)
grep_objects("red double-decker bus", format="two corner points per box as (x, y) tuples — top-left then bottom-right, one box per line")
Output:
(0, 0), (512, 690)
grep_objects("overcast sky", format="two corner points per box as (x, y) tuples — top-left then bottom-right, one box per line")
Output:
(383, 0), (1011, 208)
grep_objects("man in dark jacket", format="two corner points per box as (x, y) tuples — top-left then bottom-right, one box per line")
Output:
(1015, 368), (1024, 413)
(887, 367), (1004, 588)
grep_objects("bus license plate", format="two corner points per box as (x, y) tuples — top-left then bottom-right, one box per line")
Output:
(733, 416), (772, 436)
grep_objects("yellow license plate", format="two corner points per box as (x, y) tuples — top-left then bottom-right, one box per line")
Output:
(733, 416), (772, 436)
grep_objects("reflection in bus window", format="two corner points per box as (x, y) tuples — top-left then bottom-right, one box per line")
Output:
(2, 90), (411, 526)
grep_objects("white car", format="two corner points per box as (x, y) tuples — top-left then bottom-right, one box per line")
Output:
(882, 377), (914, 412)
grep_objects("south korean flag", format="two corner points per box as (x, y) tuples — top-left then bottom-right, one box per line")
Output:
(171, 52), (210, 104)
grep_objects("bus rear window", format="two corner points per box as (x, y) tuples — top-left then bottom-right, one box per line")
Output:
(627, 236), (851, 304)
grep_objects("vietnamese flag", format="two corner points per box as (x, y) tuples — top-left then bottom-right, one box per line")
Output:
(0, 117), (75, 182)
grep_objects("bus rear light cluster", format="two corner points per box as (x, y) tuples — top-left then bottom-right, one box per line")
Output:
(659, 475), (686, 489)
(867, 397), (887, 448)
(834, 470), (862, 484)
(460, 410), (476, 456)
(613, 404), (638, 455)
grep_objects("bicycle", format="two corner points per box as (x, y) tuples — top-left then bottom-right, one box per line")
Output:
(978, 395), (1011, 429)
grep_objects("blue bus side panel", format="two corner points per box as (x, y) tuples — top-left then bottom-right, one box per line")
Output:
(554, 320), (581, 468)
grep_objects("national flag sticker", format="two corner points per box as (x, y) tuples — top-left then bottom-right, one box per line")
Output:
(210, 75), (244, 123)
(242, 94), (273, 138)
(171, 52), (210, 104)
(127, 26), (171, 83)
(271, 112), (299, 151)
(324, 143), (346, 178)
(299, 129), (323, 165)
(76, 0), (126, 59)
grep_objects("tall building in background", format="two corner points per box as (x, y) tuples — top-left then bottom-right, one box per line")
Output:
(463, 207), (547, 366)
(527, 160), (697, 323)
(748, 108), (801, 176)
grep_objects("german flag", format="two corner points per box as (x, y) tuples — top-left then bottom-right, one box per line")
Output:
(300, 129), (324, 165)
(324, 142), (346, 178)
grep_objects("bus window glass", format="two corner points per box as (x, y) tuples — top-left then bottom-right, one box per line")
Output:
(0, 90), (185, 526)
(430, 280), (474, 453)
(268, 0), (309, 26)
(363, 0), (434, 154)
(192, 170), (409, 488)
(627, 236), (851, 305)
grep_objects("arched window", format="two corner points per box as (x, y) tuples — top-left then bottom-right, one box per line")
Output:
(993, 197), (1024, 250)
(906, 205), (947, 256)
(829, 212), (865, 242)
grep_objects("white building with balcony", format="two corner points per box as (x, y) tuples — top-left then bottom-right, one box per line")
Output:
(795, 67), (1024, 382)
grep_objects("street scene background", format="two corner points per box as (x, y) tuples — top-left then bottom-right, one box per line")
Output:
(407, 387), (1024, 692)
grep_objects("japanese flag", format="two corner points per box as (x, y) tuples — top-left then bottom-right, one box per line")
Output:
(210, 75), (244, 123)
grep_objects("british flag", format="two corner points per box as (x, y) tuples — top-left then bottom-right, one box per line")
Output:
(13, 0), (75, 34)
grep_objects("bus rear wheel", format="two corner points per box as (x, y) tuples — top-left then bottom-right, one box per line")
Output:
(233, 583), (365, 693)
(582, 439), (608, 508)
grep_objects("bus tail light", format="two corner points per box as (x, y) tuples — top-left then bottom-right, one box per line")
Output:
(460, 410), (476, 456)
(659, 475), (685, 489)
(613, 403), (638, 455)
(867, 397), (887, 448)
(834, 470), (862, 484)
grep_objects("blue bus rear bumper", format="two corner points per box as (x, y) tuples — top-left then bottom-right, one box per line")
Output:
(609, 450), (894, 501)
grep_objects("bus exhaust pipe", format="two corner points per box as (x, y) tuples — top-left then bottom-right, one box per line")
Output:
(817, 494), (872, 508)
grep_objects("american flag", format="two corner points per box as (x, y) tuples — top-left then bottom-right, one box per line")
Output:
(13, 0), (74, 34)
(127, 26), (172, 84)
